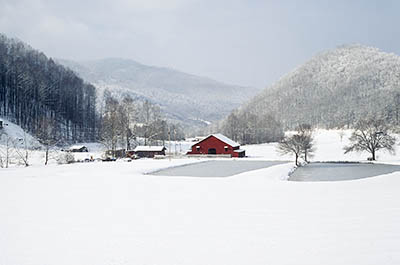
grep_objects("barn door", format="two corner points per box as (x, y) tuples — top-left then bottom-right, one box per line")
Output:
(208, 148), (217, 154)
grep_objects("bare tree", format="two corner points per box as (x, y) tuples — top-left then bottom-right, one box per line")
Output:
(277, 125), (315, 166)
(344, 118), (396, 160)
(277, 134), (304, 166)
(36, 118), (58, 165)
(338, 130), (345, 142)
(0, 135), (15, 168)
(296, 124), (315, 163)
(13, 131), (36, 167)
(141, 100), (163, 145)
(120, 96), (137, 150)
(100, 95), (123, 154)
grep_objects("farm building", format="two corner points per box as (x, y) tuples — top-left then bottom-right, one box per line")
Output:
(68, 145), (88, 152)
(131, 146), (167, 158)
(105, 149), (126, 159)
(187, 133), (245, 157)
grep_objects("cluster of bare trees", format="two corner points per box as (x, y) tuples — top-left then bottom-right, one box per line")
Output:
(221, 111), (283, 144)
(344, 117), (396, 161)
(0, 130), (39, 168)
(277, 124), (315, 166)
(100, 92), (184, 155)
(278, 117), (397, 166)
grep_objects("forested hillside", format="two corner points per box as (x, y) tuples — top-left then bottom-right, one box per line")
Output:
(223, 45), (400, 141)
(0, 34), (97, 142)
(58, 58), (260, 128)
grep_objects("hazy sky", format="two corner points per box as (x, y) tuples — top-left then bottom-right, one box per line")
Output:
(1, 0), (400, 88)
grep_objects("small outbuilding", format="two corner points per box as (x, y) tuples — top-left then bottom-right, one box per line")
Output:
(68, 145), (88, 152)
(105, 149), (126, 159)
(187, 133), (245, 157)
(132, 146), (167, 158)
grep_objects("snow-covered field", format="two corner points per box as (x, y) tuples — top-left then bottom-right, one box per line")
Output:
(1, 129), (400, 265)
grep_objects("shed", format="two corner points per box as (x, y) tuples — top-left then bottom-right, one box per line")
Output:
(132, 146), (167, 158)
(106, 149), (126, 158)
(187, 133), (245, 157)
(68, 145), (88, 152)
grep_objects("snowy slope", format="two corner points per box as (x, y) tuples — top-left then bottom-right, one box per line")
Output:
(1, 130), (400, 264)
(0, 118), (41, 147)
(1, 154), (400, 265)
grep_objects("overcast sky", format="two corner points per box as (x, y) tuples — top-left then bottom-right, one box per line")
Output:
(1, 0), (400, 88)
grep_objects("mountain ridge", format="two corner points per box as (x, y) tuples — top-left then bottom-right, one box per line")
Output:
(58, 58), (260, 128)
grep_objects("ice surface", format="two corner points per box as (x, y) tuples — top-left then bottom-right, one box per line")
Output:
(152, 160), (287, 177)
(290, 162), (400, 181)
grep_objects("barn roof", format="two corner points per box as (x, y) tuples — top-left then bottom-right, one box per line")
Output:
(69, 145), (87, 150)
(234, 149), (245, 152)
(197, 133), (240, 148)
(133, 146), (166, 152)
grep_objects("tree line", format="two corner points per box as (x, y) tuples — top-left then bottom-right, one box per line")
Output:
(215, 111), (284, 145)
(100, 91), (184, 155)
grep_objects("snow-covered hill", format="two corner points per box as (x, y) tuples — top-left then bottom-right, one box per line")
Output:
(234, 44), (400, 129)
(58, 58), (260, 127)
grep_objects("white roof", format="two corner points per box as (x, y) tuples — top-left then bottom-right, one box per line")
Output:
(201, 133), (239, 148)
(69, 145), (86, 150)
(133, 146), (165, 152)
(234, 149), (245, 152)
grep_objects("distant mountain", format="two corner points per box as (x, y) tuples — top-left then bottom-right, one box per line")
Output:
(58, 58), (260, 127)
(228, 44), (400, 131)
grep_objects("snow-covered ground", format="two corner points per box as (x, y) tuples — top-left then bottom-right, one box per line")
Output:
(243, 129), (400, 162)
(1, 128), (400, 265)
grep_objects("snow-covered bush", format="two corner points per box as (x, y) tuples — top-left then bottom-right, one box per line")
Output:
(56, 152), (75, 165)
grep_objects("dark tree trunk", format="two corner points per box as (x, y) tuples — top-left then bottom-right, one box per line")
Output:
(45, 148), (49, 165)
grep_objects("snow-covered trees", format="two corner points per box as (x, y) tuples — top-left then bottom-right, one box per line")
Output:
(344, 118), (396, 160)
(0, 34), (97, 143)
(221, 111), (283, 144)
(230, 45), (400, 131)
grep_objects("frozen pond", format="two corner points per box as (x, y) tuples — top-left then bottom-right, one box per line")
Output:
(151, 160), (287, 177)
(290, 162), (400, 181)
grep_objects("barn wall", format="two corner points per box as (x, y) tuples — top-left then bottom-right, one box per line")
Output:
(188, 136), (237, 156)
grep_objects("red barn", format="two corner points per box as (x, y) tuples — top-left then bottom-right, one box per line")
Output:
(187, 133), (245, 158)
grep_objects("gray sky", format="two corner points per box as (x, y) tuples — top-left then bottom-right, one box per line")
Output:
(1, 0), (400, 88)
